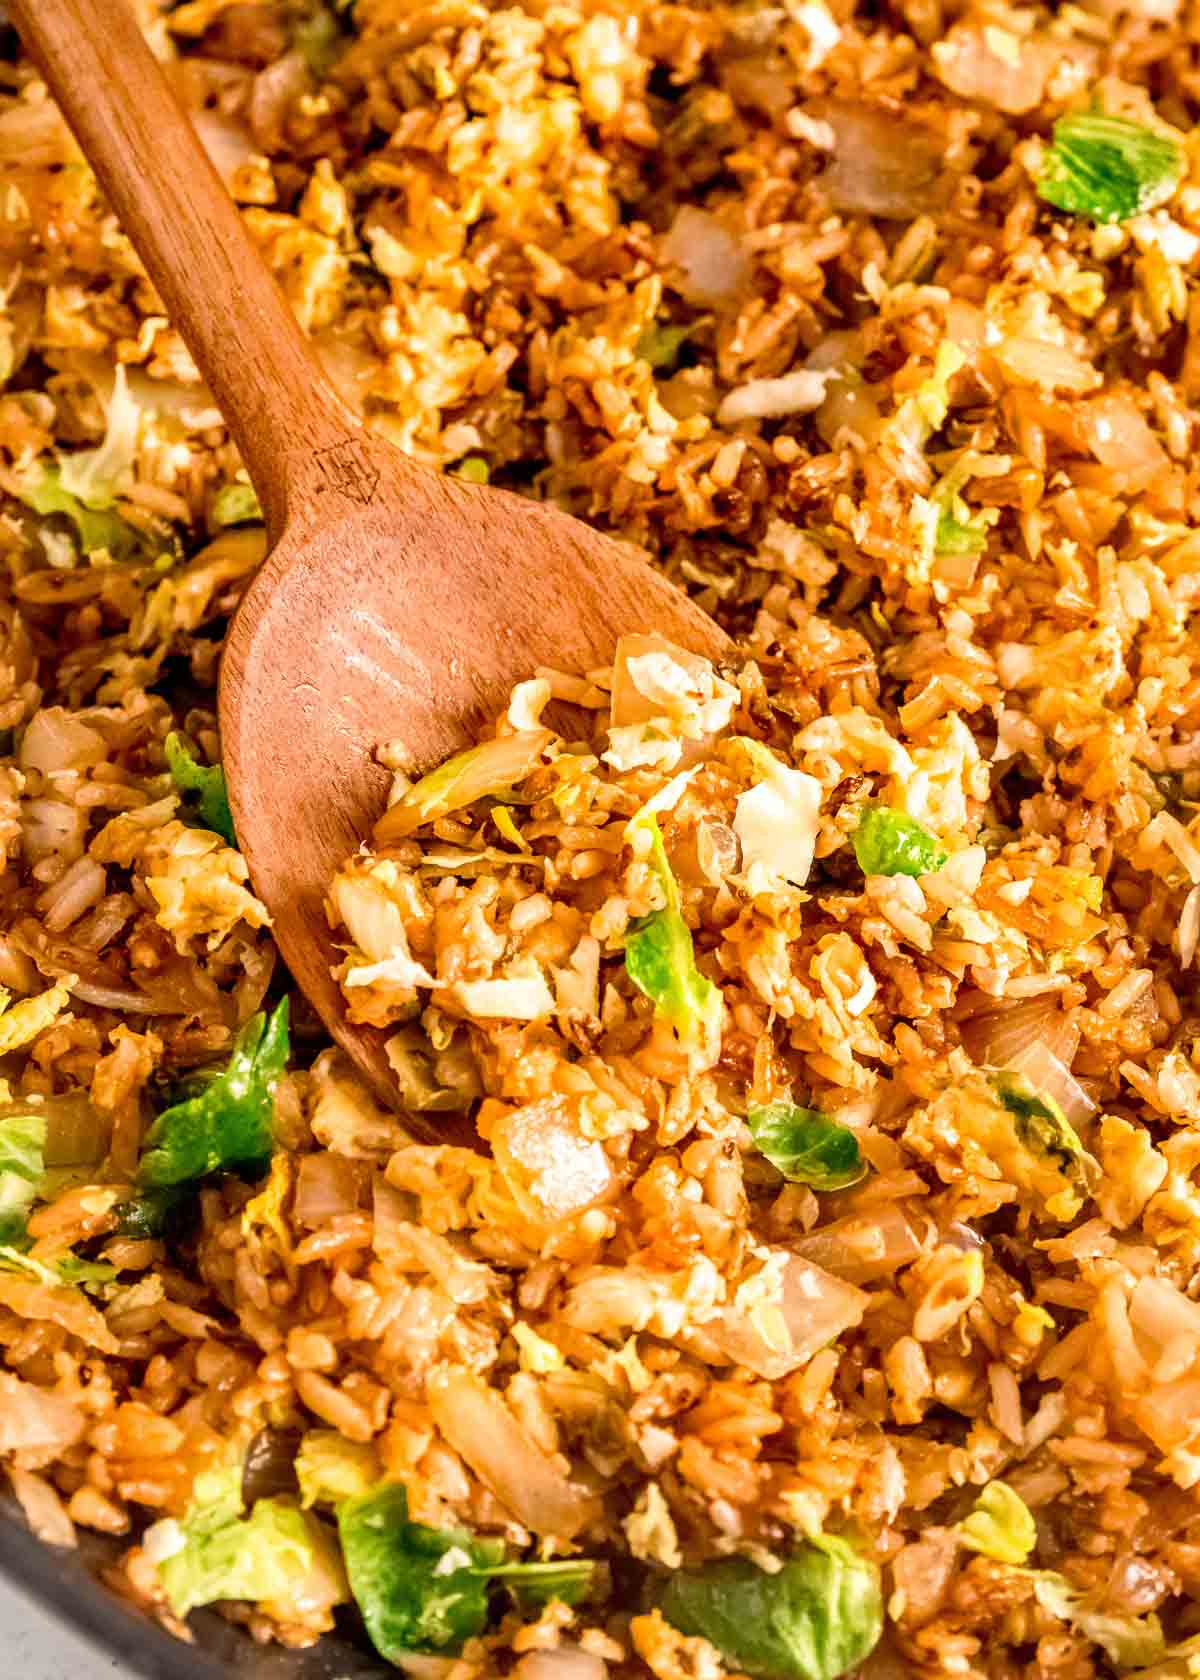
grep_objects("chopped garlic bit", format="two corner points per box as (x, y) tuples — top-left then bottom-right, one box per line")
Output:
(513, 1321), (564, 1373)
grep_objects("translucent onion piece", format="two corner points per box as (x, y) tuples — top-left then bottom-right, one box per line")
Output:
(813, 100), (942, 217)
(700, 1254), (868, 1379)
(8, 1466), (75, 1547)
(0, 1373), (84, 1455)
(375, 731), (552, 844)
(661, 208), (750, 306)
(295, 1152), (363, 1227)
(961, 994), (1077, 1065)
(428, 1367), (600, 1540)
(795, 1203), (928, 1284)
(1004, 1039), (1096, 1126)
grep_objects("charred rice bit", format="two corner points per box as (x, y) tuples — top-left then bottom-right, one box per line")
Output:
(5, 0), (1200, 1673)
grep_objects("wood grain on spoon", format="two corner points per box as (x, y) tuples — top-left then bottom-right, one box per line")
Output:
(13, 0), (730, 1110)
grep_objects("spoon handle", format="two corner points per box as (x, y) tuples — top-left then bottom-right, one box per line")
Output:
(8, 0), (360, 540)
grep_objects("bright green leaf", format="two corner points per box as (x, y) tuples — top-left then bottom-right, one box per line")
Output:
(624, 813), (722, 1044)
(164, 732), (236, 847)
(338, 1483), (596, 1664)
(338, 1484), (497, 1659)
(747, 1102), (866, 1192)
(656, 1535), (883, 1680)
(1037, 110), (1184, 224)
(853, 805), (946, 878)
(138, 998), (290, 1187)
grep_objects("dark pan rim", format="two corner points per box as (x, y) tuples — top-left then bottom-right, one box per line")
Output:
(0, 1498), (383, 1679)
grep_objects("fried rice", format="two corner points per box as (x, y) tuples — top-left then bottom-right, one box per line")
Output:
(4, 0), (1200, 1674)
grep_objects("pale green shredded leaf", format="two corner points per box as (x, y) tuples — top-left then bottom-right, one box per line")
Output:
(378, 732), (551, 840)
(0, 984), (72, 1056)
(958, 1482), (1036, 1565)
(0, 1112), (46, 1245)
(624, 812), (722, 1045)
(1029, 1570), (1166, 1669)
(156, 1463), (319, 1620)
(57, 365), (141, 508)
(1037, 110), (1184, 224)
(164, 732), (236, 846)
(296, 1430), (380, 1508)
(18, 468), (136, 558)
(936, 505), (989, 555)
(452, 457), (490, 484)
(636, 323), (692, 373)
(211, 483), (263, 527)
(0, 1245), (115, 1291)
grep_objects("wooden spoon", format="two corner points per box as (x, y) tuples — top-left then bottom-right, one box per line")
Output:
(14, 0), (729, 1109)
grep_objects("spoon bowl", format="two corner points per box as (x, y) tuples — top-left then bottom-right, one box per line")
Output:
(220, 434), (726, 1106)
(13, 0), (728, 1107)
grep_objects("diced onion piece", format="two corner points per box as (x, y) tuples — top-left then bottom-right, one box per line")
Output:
(8, 1466), (75, 1548)
(517, 1653), (608, 1680)
(453, 962), (555, 1021)
(428, 1367), (600, 1539)
(795, 1203), (926, 1284)
(701, 1254), (867, 1379)
(1130, 1276), (1200, 1359)
(19, 711), (107, 776)
(491, 1098), (616, 1231)
(717, 370), (831, 427)
(0, 1373), (85, 1455)
(395, 1661), (459, 1680)
(990, 335), (1100, 394)
(661, 207), (750, 306)
(191, 108), (256, 184)
(375, 731), (552, 843)
(960, 996), (1081, 1074)
(1003, 1039), (1096, 1126)
(294, 1152), (362, 1227)
(932, 23), (1054, 115)
(1079, 393), (1167, 493)
(813, 100), (942, 217)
